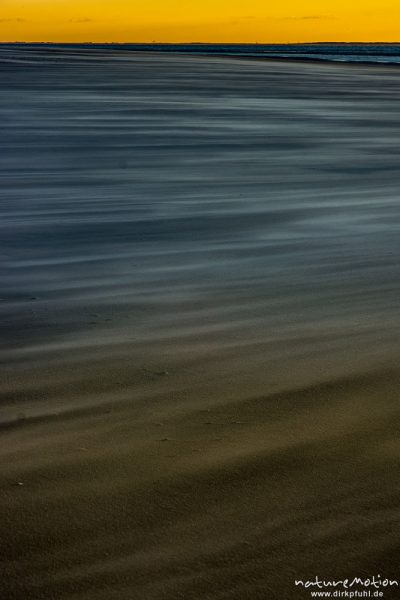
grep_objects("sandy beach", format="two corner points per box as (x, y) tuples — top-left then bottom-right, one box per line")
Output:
(1, 47), (400, 599)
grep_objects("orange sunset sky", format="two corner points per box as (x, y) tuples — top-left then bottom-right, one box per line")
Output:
(1, 0), (399, 43)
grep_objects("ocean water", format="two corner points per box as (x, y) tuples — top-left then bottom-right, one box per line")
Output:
(3, 43), (400, 64)
(1, 47), (400, 421)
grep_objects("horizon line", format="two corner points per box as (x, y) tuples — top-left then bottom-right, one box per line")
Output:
(2, 41), (400, 45)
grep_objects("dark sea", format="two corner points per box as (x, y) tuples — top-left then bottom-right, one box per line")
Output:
(1, 44), (400, 423)
(3, 42), (400, 64)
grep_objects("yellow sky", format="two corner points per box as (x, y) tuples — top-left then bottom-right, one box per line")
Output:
(1, 0), (399, 42)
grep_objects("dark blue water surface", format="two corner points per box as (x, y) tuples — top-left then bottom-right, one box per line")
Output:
(2, 45), (400, 421)
(3, 43), (400, 64)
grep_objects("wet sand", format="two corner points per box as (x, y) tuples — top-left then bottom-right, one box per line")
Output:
(1, 47), (400, 599)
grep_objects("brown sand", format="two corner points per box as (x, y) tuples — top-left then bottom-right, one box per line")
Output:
(2, 369), (400, 599)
